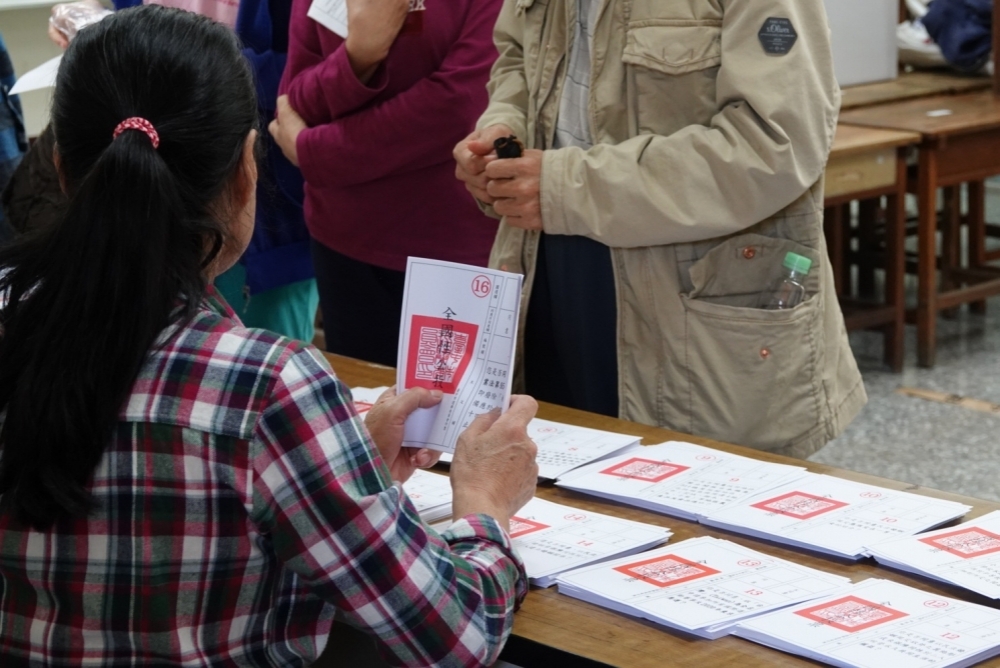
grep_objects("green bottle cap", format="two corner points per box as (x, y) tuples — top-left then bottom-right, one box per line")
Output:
(783, 252), (812, 274)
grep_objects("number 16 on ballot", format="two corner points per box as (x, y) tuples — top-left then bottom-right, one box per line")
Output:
(396, 257), (524, 453)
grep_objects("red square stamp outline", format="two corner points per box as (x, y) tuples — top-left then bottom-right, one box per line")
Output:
(599, 458), (691, 483)
(751, 491), (849, 520)
(795, 595), (908, 633)
(920, 527), (1000, 559)
(508, 517), (549, 539)
(405, 315), (479, 394)
(613, 553), (721, 588)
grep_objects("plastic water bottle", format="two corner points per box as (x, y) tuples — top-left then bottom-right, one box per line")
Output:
(761, 252), (813, 310)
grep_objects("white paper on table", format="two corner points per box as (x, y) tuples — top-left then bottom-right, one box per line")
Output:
(500, 497), (671, 587)
(702, 473), (971, 560)
(867, 510), (1000, 599)
(349, 386), (389, 417)
(307, 0), (348, 38)
(555, 441), (807, 521)
(556, 536), (850, 639)
(10, 56), (62, 95)
(401, 469), (452, 523)
(433, 418), (642, 479)
(395, 258), (522, 454)
(734, 578), (1000, 668)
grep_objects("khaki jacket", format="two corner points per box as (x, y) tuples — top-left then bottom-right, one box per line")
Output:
(477, 0), (866, 458)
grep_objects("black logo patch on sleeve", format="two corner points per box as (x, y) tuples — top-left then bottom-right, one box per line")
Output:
(758, 17), (798, 56)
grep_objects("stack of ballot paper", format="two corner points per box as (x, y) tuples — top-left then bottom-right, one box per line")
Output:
(867, 511), (1000, 599)
(349, 386), (387, 416)
(555, 536), (850, 638)
(702, 473), (971, 560)
(437, 418), (642, 480)
(401, 470), (453, 523)
(510, 419), (641, 480)
(351, 388), (642, 480)
(435, 497), (671, 587)
(734, 578), (1000, 668)
(555, 441), (807, 521)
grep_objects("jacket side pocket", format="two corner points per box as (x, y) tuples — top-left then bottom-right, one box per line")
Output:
(678, 234), (824, 451)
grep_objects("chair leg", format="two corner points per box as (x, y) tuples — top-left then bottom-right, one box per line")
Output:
(917, 150), (939, 368)
(968, 180), (988, 314)
(940, 185), (962, 319)
(824, 204), (846, 298)
(883, 153), (907, 372)
(857, 199), (879, 299)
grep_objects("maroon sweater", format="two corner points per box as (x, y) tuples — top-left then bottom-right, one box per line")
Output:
(280, 0), (501, 272)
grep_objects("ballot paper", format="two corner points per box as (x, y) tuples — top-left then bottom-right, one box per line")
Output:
(433, 497), (671, 587)
(702, 473), (971, 560)
(867, 511), (1000, 600)
(505, 497), (671, 587)
(556, 536), (850, 639)
(349, 386), (388, 417)
(10, 56), (62, 95)
(396, 258), (522, 454)
(306, 0), (425, 38)
(554, 441), (807, 521)
(307, 0), (348, 38)
(734, 578), (1000, 668)
(401, 469), (452, 523)
(431, 418), (642, 480)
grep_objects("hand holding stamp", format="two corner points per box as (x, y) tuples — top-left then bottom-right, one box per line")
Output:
(454, 124), (515, 204)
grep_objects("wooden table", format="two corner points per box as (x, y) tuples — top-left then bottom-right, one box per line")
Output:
(841, 70), (993, 111)
(841, 91), (1000, 367)
(824, 124), (921, 371)
(327, 353), (1000, 668)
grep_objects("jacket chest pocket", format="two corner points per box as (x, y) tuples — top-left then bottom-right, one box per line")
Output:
(622, 21), (721, 136)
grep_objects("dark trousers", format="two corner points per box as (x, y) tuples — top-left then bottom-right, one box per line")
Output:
(311, 240), (406, 367)
(524, 234), (619, 418)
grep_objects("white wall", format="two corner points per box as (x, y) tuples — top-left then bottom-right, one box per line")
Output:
(2, 5), (62, 137)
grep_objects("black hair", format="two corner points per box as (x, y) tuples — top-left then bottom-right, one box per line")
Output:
(0, 5), (258, 529)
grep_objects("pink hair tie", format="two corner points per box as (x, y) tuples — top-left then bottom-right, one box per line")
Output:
(112, 117), (160, 149)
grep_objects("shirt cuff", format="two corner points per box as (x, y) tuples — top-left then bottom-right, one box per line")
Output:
(444, 514), (530, 606)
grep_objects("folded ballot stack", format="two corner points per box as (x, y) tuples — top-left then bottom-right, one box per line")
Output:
(353, 386), (643, 480)
(734, 578), (1000, 668)
(556, 441), (807, 521)
(401, 469), (453, 524)
(867, 510), (1000, 600)
(702, 473), (971, 560)
(435, 497), (672, 587)
(555, 536), (850, 638)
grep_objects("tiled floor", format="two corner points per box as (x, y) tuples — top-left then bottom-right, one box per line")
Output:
(809, 186), (1000, 502)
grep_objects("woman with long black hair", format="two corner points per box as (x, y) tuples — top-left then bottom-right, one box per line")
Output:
(0, 6), (538, 666)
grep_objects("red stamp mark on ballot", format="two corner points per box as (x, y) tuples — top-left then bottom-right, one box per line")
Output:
(471, 275), (492, 298)
(614, 554), (721, 588)
(920, 528), (1000, 559)
(600, 458), (690, 483)
(405, 315), (478, 394)
(751, 491), (849, 520)
(795, 596), (907, 633)
(508, 517), (549, 539)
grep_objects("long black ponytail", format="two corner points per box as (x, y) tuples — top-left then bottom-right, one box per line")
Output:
(0, 5), (257, 529)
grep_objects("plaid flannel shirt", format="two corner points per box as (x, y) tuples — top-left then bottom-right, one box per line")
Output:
(0, 293), (527, 667)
